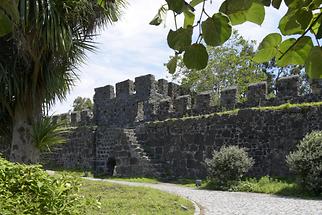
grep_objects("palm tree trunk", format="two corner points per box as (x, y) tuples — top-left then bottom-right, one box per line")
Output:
(9, 108), (39, 163)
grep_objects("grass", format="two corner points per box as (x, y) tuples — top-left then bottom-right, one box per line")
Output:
(53, 171), (194, 214)
(200, 176), (322, 199)
(145, 101), (322, 125)
(79, 179), (194, 215)
(252, 101), (322, 111)
(54, 170), (160, 183)
(55, 170), (321, 199)
(98, 176), (160, 184)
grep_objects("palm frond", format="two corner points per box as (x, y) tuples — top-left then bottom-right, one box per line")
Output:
(32, 115), (69, 151)
(0, 0), (127, 116)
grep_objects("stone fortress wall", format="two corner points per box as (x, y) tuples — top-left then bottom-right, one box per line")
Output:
(40, 74), (322, 178)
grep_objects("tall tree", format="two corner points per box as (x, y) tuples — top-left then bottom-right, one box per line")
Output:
(0, 0), (125, 163)
(73, 97), (93, 111)
(172, 30), (267, 101)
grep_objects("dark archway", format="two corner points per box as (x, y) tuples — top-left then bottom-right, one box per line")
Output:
(106, 157), (116, 176)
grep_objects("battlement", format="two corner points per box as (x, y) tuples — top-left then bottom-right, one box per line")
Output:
(86, 74), (322, 128)
(43, 74), (322, 179)
(52, 109), (93, 126)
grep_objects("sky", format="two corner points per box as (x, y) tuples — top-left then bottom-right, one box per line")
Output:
(50, 0), (287, 114)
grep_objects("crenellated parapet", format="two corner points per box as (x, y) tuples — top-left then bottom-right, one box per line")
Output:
(52, 110), (93, 126)
(93, 74), (192, 127)
(91, 74), (322, 127)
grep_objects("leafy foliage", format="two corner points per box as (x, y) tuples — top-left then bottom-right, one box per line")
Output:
(151, 0), (322, 79)
(0, 157), (96, 214)
(0, 0), (125, 162)
(206, 145), (254, 187)
(32, 116), (68, 151)
(73, 97), (93, 111)
(286, 131), (322, 194)
(172, 30), (267, 101)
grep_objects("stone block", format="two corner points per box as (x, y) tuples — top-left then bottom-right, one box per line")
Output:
(247, 82), (267, 104)
(116, 79), (134, 97)
(71, 112), (80, 125)
(94, 85), (115, 100)
(220, 87), (237, 109)
(168, 82), (180, 99)
(80, 110), (92, 125)
(174, 95), (191, 114)
(310, 79), (322, 95)
(135, 74), (156, 99)
(157, 99), (173, 119)
(52, 115), (59, 124)
(276, 75), (299, 98)
(157, 79), (168, 96)
(195, 91), (213, 111)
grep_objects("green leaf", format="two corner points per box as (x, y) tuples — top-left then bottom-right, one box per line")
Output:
(260, 0), (271, 6)
(202, 13), (232, 46)
(219, 0), (264, 25)
(276, 37), (313, 67)
(150, 16), (163, 26)
(219, 0), (252, 25)
(183, 7), (195, 28)
(272, 0), (282, 9)
(0, 0), (19, 21)
(167, 27), (193, 52)
(285, 0), (314, 9)
(150, 5), (168, 26)
(166, 0), (185, 13)
(306, 46), (322, 79)
(253, 48), (278, 63)
(253, 33), (282, 63)
(167, 56), (178, 74)
(316, 17), (322, 39)
(279, 9), (303, 35)
(310, 13), (322, 36)
(258, 33), (282, 50)
(245, 1), (265, 25)
(97, 0), (105, 8)
(0, 10), (12, 37)
(183, 44), (209, 70)
(0, 0), (19, 37)
(189, 0), (203, 7)
(311, 0), (322, 9)
(295, 7), (313, 31)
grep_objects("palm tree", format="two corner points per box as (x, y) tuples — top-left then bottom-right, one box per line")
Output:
(0, 0), (126, 163)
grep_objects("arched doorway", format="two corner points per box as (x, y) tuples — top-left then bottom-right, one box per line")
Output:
(106, 157), (116, 176)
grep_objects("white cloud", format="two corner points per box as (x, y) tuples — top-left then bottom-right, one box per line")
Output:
(51, 1), (288, 114)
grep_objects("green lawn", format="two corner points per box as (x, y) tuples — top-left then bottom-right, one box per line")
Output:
(103, 176), (321, 199)
(55, 170), (321, 199)
(79, 179), (194, 215)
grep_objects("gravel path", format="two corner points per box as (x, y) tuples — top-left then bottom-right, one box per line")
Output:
(85, 178), (322, 215)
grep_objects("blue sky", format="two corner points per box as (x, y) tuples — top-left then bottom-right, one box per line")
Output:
(51, 0), (287, 114)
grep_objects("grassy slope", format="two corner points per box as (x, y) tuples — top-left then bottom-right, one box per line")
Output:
(55, 170), (321, 199)
(79, 179), (194, 215)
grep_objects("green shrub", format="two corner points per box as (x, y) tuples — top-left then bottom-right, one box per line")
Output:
(286, 131), (322, 193)
(0, 157), (94, 214)
(206, 145), (254, 186)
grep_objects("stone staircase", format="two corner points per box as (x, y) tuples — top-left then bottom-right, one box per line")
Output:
(119, 129), (169, 178)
